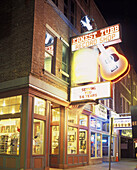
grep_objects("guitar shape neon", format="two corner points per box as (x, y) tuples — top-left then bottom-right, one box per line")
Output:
(97, 44), (130, 83)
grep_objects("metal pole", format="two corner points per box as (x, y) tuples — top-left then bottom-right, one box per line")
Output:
(109, 118), (113, 170)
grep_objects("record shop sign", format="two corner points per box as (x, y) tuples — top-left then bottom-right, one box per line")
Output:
(71, 23), (121, 52)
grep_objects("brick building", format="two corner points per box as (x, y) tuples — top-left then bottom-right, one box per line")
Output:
(0, 0), (136, 169)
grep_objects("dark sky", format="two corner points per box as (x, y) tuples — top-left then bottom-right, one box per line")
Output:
(94, 0), (137, 72)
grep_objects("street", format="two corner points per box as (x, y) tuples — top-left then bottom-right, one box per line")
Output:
(68, 159), (137, 170)
(50, 159), (137, 170)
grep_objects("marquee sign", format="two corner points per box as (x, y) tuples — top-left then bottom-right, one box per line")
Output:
(70, 81), (112, 102)
(114, 117), (132, 129)
(71, 24), (121, 52)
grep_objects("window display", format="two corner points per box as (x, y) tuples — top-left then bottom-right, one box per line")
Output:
(0, 118), (20, 155)
(68, 111), (77, 124)
(79, 129), (87, 154)
(79, 114), (87, 126)
(91, 132), (95, 157)
(51, 108), (60, 122)
(0, 95), (22, 115)
(102, 135), (108, 156)
(51, 126), (59, 154)
(67, 127), (77, 154)
(34, 97), (46, 116)
(97, 133), (101, 157)
(33, 119), (44, 155)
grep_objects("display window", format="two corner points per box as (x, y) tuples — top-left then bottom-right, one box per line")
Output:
(0, 118), (20, 155)
(91, 132), (95, 157)
(51, 108), (60, 122)
(33, 97), (46, 155)
(91, 117), (96, 128)
(79, 129), (87, 154)
(97, 120), (102, 130)
(79, 114), (87, 126)
(102, 135), (109, 156)
(97, 133), (101, 157)
(68, 111), (77, 124)
(33, 119), (44, 155)
(51, 126), (59, 154)
(67, 127), (77, 154)
(0, 96), (22, 115)
(34, 97), (46, 116)
(102, 121), (109, 132)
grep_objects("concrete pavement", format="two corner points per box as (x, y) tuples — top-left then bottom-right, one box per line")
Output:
(67, 159), (137, 170)
(50, 159), (137, 170)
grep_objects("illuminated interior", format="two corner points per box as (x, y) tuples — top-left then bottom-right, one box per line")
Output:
(0, 96), (22, 115)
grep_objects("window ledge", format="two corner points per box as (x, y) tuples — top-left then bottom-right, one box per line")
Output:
(42, 69), (69, 87)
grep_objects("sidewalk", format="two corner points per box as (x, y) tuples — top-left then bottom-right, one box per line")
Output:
(50, 159), (137, 170)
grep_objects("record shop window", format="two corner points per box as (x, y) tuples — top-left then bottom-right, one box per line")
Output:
(33, 97), (46, 155)
(0, 95), (22, 155)
(45, 31), (56, 74)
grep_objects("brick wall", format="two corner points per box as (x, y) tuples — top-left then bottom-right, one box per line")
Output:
(0, 0), (34, 82)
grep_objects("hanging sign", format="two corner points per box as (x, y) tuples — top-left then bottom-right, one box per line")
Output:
(70, 81), (112, 103)
(114, 117), (132, 129)
(71, 24), (121, 52)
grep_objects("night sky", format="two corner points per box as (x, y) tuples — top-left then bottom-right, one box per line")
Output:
(94, 0), (137, 73)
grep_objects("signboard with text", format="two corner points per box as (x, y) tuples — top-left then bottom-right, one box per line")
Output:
(71, 24), (121, 52)
(114, 117), (132, 130)
(70, 81), (112, 103)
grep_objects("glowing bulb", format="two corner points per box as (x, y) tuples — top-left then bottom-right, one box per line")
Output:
(3, 101), (5, 106)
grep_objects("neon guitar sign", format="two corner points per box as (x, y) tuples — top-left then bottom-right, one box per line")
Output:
(98, 44), (130, 83)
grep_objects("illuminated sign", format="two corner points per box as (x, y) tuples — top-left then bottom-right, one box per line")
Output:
(70, 81), (112, 102)
(114, 117), (132, 129)
(98, 45), (130, 83)
(93, 104), (107, 119)
(71, 48), (99, 86)
(80, 15), (93, 31)
(71, 24), (121, 52)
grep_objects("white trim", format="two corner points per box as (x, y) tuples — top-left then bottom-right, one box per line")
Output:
(29, 84), (69, 104)
(46, 24), (69, 47)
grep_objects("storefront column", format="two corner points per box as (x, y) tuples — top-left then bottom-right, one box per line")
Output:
(20, 94), (31, 169)
(45, 100), (51, 169)
(59, 106), (67, 169)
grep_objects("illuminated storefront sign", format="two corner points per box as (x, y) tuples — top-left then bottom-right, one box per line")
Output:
(114, 117), (132, 129)
(71, 48), (99, 86)
(93, 104), (107, 119)
(98, 45), (130, 83)
(71, 24), (121, 52)
(70, 81), (112, 102)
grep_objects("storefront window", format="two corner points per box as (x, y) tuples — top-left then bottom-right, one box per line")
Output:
(97, 133), (101, 157)
(67, 127), (77, 154)
(97, 120), (102, 130)
(79, 129), (87, 154)
(79, 114), (87, 126)
(34, 97), (46, 116)
(91, 117), (96, 128)
(102, 121), (109, 132)
(0, 118), (20, 155)
(102, 135), (109, 156)
(0, 95), (22, 115)
(51, 108), (60, 122)
(68, 111), (77, 124)
(91, 132), (95, 157)
(51, 126), (59, 154)
(33, 119), (44, 155)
